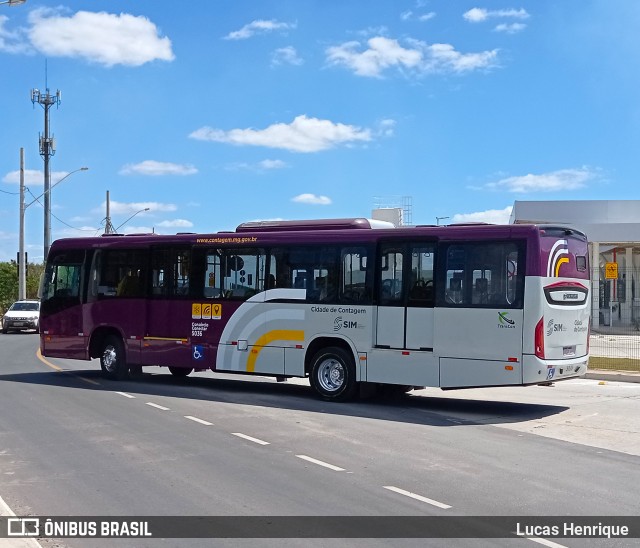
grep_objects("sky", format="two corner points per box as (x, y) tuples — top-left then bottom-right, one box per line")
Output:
(1, 0), (639, 262)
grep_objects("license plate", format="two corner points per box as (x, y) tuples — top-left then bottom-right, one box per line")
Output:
(13, 322), (24, 327)
(563, 346), (575, 356)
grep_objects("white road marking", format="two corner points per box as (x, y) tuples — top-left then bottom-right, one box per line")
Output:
(145, 402), (170, 411)
(0, 494), (45, 547)
(295, 454), (345, 471)
(383, 486), (452, 509)
(116, 392), (135, 399)
(527, 537), (568, 548)
(185, 416), (213, 426)
(231, 433), (270, 445)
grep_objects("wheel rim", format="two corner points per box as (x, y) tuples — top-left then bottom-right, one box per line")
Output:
(317, 357), (345, 393)
(102, 345), (117, 373)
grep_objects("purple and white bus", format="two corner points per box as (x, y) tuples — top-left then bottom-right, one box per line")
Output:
(40, 219), (590, 401)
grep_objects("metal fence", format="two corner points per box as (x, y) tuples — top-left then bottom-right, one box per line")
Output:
(590, 266), (640, 371)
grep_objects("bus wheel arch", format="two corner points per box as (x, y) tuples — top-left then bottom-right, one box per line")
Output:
(306, 338), (358, 402)
(91, 328), (128, 380)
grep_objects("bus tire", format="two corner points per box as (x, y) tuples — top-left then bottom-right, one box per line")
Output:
(100, 335), (128, 380)
(310, 346), (358, 402)
(169, 366), (193, 377)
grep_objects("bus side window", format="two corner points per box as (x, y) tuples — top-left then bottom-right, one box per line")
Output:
(97, 249), (147, 299)
(379, 247), (404, 304)
(341, 247), (372, 304)
(151, 248), (189, 298)
(219, 248), (266, 299)
(439, 242), (522, 308)
(408, 245), (435, 306)
(204, 251), (223, 298)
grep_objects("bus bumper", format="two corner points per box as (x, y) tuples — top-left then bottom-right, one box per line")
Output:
(522, 354), (589, 384)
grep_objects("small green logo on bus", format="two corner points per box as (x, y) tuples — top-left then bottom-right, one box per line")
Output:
(498, 312), (516, 328)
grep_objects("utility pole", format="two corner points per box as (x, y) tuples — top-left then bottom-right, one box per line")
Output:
(18, 147), (26, 300)
(31, 85), (61, 259)
(104, 190), (116, 234)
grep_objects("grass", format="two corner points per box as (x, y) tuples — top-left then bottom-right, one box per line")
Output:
(589, 356), (640, 372)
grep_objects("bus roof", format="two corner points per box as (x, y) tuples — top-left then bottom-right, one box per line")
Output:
(48, 220), (586, 251)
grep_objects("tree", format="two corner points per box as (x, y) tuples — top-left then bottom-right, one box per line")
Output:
(0, 261), (45, 315)
(0, 261), (18, 315)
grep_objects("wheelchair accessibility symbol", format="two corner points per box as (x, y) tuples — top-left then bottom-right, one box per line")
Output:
(192, 345), (205, 361)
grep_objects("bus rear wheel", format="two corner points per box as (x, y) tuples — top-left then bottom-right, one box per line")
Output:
(310, 347), (357, 402)
(100, 335), (128, 380)
(169, 366), (193, 377)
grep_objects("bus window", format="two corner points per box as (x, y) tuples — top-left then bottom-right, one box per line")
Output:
(439, 242), (523, 308)
(271, 246), (339, 302)
(408, 245), (435, 306)
(379, 246), (404, 304)
(151, 248), (190, 298)
(219, 248), (266, 299)
(41, 249), (85, 312)
(92, 249), (147, 299)
(341, 247), (372, 304)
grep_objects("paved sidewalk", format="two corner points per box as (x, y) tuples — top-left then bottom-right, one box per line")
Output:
(587, 368), (640, 383)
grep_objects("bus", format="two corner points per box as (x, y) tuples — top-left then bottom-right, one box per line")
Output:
(39, 219), (591, 401)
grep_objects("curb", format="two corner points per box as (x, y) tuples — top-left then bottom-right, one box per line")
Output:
(586, 369), (640, 384)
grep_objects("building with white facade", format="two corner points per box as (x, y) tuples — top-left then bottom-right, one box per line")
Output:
(510, 200), (640, 329)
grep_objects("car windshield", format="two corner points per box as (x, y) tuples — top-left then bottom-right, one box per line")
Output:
(10, 302), (39, 312)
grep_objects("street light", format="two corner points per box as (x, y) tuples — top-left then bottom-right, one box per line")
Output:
(18, 149), (88, 299)
(0, 1), (27, 6)
(115, 208), (150, 232)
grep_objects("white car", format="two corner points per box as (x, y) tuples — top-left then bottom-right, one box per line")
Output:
(1, 300), (40, 334)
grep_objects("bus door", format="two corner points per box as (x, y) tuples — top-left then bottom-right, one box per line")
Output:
(435, 241), (525, 387)
(372, 242), (437, 385)
(142, 247), (193, 368)
(40, 249), (88, 359)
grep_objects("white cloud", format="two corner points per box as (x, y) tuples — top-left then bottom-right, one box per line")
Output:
(401, 11), (436, 22)
(27, 9), (174, 66)
(93, 200), (176, 215)
(119, 160), (198, 176)
(326, 36), (498, 78)
(3, 169), (72, 186)
(452, 206), (513, 225)
(483, 168), (598, 193)
(224, 159), (288, 172)
(326, 37), (422, 78)
(157, 219), (194, 228)
(271, 46), (304, 66)
(223, 19), (295, 40)
(463, 8), (530, 23)
(259, 159), (287, 170)
(190, 115), (372, 153)
(292, 193), (332, 205)
(377, 119), (396, 137)
(0, 15), (30, 54)
(494, 23), (527, 34)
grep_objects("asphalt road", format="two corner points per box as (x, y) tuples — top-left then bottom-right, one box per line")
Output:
(1, 332), (639, 548)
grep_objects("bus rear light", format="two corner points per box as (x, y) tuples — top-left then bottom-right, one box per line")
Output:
(535, 317), (545, 359)
(508, 357), (518, 362)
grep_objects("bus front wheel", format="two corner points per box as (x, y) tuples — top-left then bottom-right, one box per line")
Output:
(100, 335), (128, 380)
(310, 347), (357, 402)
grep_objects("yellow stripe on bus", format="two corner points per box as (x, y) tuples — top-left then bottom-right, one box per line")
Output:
(555, 257), (569, 277)
(246, 329), (305, 373)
